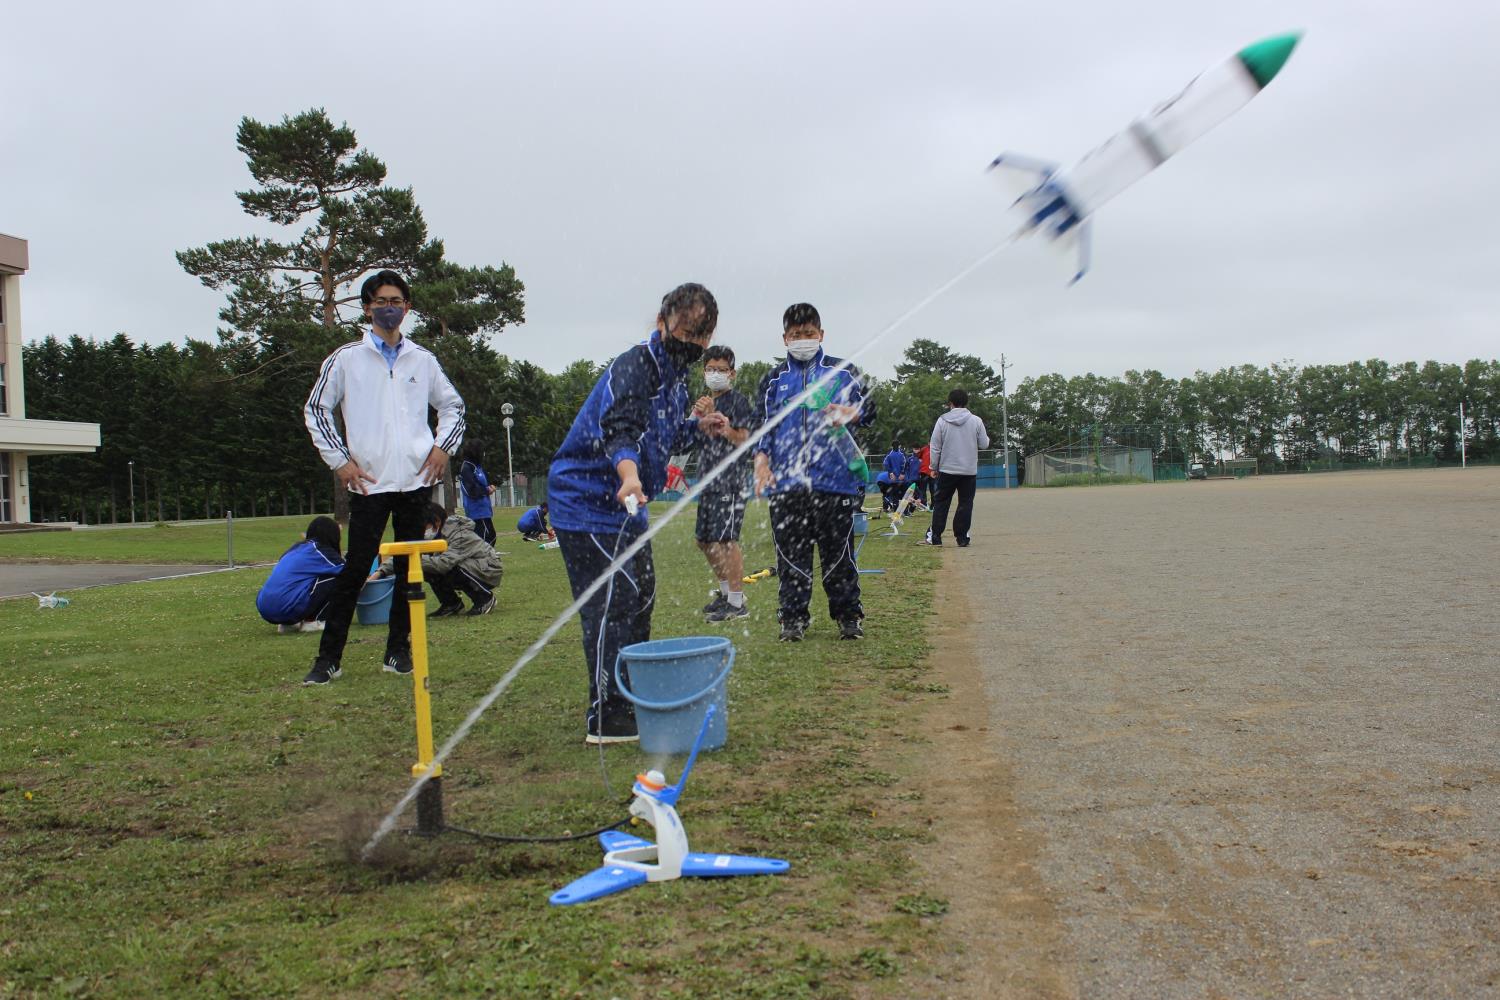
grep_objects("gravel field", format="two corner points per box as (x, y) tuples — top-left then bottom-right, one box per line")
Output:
(918, 468), (1499, 998)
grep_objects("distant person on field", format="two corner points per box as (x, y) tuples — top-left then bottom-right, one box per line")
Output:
(302, 269), (466, 686)
(458, 441), (498, 546)
(517, 502), (552, 542)
(905, 443), (926, 509)
(687, 345), (757, 623)
(374, 502), (500, 617)
(256, 516), (345, 634)
(914, 441), (934, 508)
(924, 388), (990, 548)
(548, 282), (718, 744)
(879, 440), (907, 512)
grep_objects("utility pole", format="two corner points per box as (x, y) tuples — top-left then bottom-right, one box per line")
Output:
(1459, 401), (1467, 469)
(998, 354), (1013, 488)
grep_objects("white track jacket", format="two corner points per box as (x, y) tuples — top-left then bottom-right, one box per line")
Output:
(305, 331), (466, 494)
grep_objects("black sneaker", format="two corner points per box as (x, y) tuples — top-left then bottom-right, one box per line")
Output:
(383, 649), (413, 675)
(779, 620), (807, 642)
(706, 600), (749, 622)
(466, 594), (496, 616)
(702, 593), (729, 615)
(957, 539), (970, 548)
(585, 716), (640, 745)
(429, 603), (465, 618)
(838, 619), (865, 640)
(303, 657), (341, 686)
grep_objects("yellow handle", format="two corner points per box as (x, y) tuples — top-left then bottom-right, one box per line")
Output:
(379, 539), (447, 778)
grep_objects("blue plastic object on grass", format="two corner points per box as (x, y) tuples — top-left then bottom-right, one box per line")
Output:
(356, 576), (394, 626)
(615, 636), (734, 755)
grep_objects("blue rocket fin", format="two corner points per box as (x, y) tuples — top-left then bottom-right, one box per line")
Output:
(549, 865), (649, 905)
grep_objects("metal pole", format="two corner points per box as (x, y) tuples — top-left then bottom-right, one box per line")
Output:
(998, 354), (1012, 488)
(226, 510), (234, 568)
(1460, 402), (1467, 469)
(505, 423), (516, 508)
(128, 461), (135, 523)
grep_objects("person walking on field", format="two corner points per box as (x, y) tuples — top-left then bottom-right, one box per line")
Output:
(458, 441), (498, 546)
(925, 387), (989, 548)
(302, 269), (466, 686)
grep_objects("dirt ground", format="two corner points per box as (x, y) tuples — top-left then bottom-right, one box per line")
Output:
(908, 468), (1500, 998)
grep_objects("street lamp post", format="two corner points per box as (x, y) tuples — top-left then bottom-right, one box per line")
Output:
(128, 460), (136, 524)
(501, 403), (516, 508)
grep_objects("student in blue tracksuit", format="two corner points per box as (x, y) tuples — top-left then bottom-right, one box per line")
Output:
(517, 503), (551, 541)
(547, 283), (718, 745)
(256, 517), (345, 633)
(458, 442), (497, 546)
(753, 302), (876, 642)
(880, 442), (907, 512)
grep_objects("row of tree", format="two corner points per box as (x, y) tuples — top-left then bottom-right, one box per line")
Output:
(24, 331), (1499, 523)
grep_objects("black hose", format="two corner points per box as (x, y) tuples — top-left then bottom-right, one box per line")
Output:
(438, 817), (630, 844)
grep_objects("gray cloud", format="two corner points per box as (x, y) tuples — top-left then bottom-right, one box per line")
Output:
(7, 0), (1497, 390)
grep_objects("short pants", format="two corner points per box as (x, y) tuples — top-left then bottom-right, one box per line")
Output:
(695, 491), (747, 543)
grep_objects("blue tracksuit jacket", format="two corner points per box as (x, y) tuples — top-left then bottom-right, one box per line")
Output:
(754, 348), (875, 497)
(905, 452), (922, 480)
(882, 449), (907, 479)
(255, 540), (344, 624)
(548, 330), (696, 533)
(459, 459), (493, 520)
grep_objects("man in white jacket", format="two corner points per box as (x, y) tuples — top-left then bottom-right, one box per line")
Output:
(301, 270), (466, 685)
(925, 388), (990, 548)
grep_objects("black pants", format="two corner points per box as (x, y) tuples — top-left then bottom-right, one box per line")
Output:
(930, 473), (977, 544)
(318, 487), (431, 664)
(305, 576), (338, 621)
(879, 481), (905, 512)
(429, 566), (494, 608)
(769, 490), (863, 624)
(472, 517), (496, 546)
(915, 474), (934, 506)
(556, 524), (655, 730)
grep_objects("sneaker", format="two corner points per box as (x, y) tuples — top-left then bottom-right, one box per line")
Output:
(702, 593), (729, 615)
(957, 539), (970, 548)
(838, 618), (865, 640)
(383, 649), (413, 675)
(300, 619), (325, 632)
(278, 623), (298, 635)
(585, 716), (640, 745)
(466, 594), (496, 616)
(706, 600), (749, 622)
(303, 657), (341, 685)
(429, 603), (465, 618)
(779, 620), (807, 643)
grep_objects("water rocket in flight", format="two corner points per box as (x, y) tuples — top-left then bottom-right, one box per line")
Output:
(989, 32), (1302, 283)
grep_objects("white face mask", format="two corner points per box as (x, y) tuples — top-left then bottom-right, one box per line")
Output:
(423, 527), (439, 541)
(704, 371), (732, 392)
(786, 339), (820, 361)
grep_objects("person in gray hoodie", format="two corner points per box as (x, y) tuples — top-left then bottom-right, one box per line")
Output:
(925, 388), (991, 547)
(377, 502), (503, 616)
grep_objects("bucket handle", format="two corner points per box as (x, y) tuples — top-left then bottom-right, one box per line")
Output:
(614, 646), (735, 712)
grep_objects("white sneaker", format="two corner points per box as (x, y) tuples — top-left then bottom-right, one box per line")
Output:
(300, 620), (326, 632)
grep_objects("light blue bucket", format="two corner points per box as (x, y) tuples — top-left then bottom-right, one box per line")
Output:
(615, 636), (735, 754)
(356, 576), (395, 626)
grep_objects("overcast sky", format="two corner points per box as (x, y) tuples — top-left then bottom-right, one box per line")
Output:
(6, 1), (1497, 388)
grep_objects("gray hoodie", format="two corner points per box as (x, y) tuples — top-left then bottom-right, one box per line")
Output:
(929, 407), (990, 476)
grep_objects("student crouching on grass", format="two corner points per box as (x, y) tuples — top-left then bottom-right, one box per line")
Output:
(373, 502), (500, 617)
(547, 282), (718, 745)
(256, 516), (344, 634)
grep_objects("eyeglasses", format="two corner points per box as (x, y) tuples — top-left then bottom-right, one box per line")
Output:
(371, 297), (407, 308)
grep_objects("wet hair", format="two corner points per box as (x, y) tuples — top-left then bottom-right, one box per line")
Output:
(300, 516), (340, 556)
(782, 303), (821, 331)
(360, 269), (412, 306)
(423, 502), (448, 529)
(658, 283), (718, 339)
(703, 345), (736, 369)
(460, 440), (484, 465)
(948, 388), (969, 407)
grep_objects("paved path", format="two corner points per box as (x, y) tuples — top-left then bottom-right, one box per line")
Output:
(0, 563), (240, 600)
(921, 469), (1499, 998)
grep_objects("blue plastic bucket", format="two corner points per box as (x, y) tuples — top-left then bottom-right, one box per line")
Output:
(615, 636), (735, 754)
(356, 576), (394, 626)
(852, 511), (869, 537)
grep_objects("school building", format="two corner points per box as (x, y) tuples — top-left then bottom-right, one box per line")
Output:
(0, 233), (101, 524)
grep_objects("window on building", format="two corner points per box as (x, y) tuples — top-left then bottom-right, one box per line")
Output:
(0, 453), (11, 523)
(0, 362), (7, 415)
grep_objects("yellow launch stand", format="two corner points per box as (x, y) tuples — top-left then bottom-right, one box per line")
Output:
(380, 538), (449, 836)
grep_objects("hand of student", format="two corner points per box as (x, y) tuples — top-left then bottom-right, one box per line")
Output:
(699, 412), (729, 436)
(692, 395), (715, 417)
(336, 460), (378, 494)
(616, 475), (647, 511)
(418, 446), (449, 486)
(824, 403), (861, 426)
(753, 457), (775, 497)
(487, 484), (497, 495)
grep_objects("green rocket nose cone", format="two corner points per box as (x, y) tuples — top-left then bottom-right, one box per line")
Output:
(1238, 32), (1302, 88)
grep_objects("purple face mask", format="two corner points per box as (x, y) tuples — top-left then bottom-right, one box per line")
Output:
(372, 305), (405, 331)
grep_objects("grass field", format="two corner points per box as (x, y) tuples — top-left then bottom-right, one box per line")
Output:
(1, 503), (948, 998)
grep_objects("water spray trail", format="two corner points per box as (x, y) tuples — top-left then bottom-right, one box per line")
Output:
(361, 235), (1015, 859)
